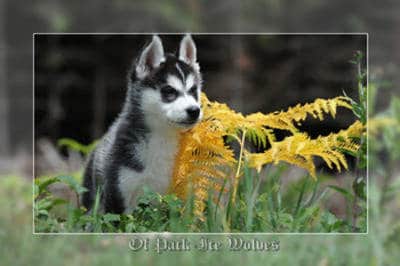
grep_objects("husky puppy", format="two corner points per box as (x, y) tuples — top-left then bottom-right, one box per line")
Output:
(82, 35), (202, 214)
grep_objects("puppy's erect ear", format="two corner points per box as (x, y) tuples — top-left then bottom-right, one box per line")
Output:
(136, 35), (165, 79)
(179, 34), (199, 70)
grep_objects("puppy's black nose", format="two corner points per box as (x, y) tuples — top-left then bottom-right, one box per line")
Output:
(186, 106), (200, 120)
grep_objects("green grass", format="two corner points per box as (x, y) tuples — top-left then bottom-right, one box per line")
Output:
(2, 173), (400, 266)
(34, 162), (367, 233)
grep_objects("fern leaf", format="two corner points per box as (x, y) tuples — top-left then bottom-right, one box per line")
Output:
(170, 92), (363, 218)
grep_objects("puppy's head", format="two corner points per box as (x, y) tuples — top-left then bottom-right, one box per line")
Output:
(131, 35), (202, 131)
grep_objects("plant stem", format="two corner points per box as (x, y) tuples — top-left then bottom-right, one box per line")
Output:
(231, 129), (247, 205)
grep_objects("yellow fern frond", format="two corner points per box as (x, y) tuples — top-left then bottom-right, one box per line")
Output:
(247, 120), (365, 179)
(170, 92), (363, 218)
(169, 103), (236, 217)
(201, 93), (353, 148)
(244, 96), (353, 135)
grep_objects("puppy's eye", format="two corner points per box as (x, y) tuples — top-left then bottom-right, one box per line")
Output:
(161, 86), (179, 102)
(188, 85), (198, 99)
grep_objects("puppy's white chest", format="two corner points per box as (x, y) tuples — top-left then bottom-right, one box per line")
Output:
(118, 132), (179, 212)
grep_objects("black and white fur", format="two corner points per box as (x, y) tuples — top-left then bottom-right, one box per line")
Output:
(82, 35), (202, 214)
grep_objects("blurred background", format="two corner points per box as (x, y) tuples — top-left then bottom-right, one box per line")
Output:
(1, 0), (400, 265)
(2, 0), (398, 177)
